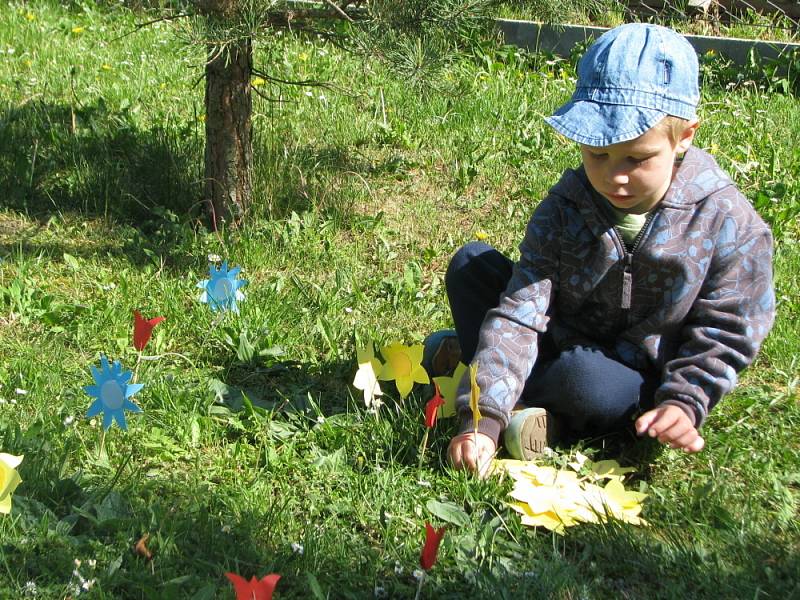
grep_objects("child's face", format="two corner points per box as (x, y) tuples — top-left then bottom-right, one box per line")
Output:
(580, 120), (697, 214)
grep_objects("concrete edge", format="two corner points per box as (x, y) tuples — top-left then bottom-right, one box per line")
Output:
(497, 19), (800, 66)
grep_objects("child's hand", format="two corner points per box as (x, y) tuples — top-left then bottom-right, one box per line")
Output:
(448, 432), (496, 478)
(635, 404), (705, 452)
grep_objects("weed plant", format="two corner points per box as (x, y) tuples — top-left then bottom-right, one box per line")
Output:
(0, 2), (798, 598)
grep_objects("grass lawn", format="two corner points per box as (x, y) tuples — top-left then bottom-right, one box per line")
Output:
(1, 2), (799, 598)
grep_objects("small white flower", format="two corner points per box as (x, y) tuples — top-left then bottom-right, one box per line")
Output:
(373, 585), (387, 598)
(221, 525), (231, 534)
(87, 559), (96, 568)
(207, 253), (222, 263)
(23, 581), (37, 597)
(523, 571), (537, 578)
(393, 562), (403, 575)
(100, 283), (116, 291)
(15, 388), (28, 395)
(63, 415), (75, 427)
(344, 307), (353, 313)
(416, 479), (431, 488)
(291, 542), (304, 555)
(9, 398), (17, 405)
(7, 48), (15, 54)
(412, 569), (425, 582)
(89, 418), (97, 427)
(304, 90), (313, 97)
(316, 415), (325, 424)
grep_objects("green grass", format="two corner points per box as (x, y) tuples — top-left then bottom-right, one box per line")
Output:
(1, 2), (799, 598)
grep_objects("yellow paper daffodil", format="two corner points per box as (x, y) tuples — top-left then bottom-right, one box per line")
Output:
(432, 361), (466, 419)
(0, 453), (24, 515)
(353, 341), (383, 409)
(378, 342), (429, 399)
(469, 362), (481, 427)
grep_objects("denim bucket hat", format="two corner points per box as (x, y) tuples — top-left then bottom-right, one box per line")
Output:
(545, 23), (700, 147)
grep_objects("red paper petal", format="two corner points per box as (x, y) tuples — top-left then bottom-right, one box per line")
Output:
(225, 573), (257, 600)
(133, 310), (165, 351)
(254, 574), (281, 600)
(424, 383), (445, 428)
(420, 522), (446, 570)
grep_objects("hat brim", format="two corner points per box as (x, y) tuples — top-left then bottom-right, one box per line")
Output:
(545, 100), (667, 147)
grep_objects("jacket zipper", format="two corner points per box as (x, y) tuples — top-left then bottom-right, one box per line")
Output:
(616, 210), (658, 321)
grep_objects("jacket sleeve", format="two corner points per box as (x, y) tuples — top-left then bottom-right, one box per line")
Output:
(455, 195), (562, 443)
(656, 221), (775, 426)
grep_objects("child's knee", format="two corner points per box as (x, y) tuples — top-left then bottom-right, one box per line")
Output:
(445, 241), (494, 291)
(548, 347), (641, 426)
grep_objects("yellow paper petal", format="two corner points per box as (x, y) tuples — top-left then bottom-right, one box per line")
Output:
(568, 451), (590, 472)
(353, 362), (383, 408)
(469, 362), (481, 426)
(590, 459), (636, 480)
(0, 453), (23, 514)
(395, 375), (414, 399)
(433, 362), (466, 418)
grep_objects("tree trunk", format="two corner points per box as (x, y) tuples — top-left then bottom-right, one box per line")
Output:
(204, 37), (253, 230)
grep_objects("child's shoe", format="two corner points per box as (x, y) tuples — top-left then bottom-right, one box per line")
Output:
(504, 407), (560, 460)
(422, 329), (461, 377)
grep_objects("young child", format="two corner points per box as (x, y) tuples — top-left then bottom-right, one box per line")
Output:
(426, 23), (776, 474)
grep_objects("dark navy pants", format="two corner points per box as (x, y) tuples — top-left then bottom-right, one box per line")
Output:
(445, 242), (658, 438)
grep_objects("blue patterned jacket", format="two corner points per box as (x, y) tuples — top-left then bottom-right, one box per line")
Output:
(456, 146), (775, 441)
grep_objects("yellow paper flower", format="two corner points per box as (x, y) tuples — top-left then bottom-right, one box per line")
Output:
(469, 362), (481, 427)
(252, 77), (266, 87)
(378, 342), (429, 399)
(432, 361), (466, 419)
(475, 230), (488, 241)
(71, 26), (84, 34)
(0, 453), (24, 515)
(353, 341), (383, 409)
(25, 12), (36, 21)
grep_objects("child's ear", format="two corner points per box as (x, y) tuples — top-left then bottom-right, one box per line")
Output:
(676, 119), (700, 153)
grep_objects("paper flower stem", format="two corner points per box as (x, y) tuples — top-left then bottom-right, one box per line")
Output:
(413, 571), (426, 600)
(418, 429), (430, 468)
(99, 428), (107, 459)
(133, 351), (143, 384)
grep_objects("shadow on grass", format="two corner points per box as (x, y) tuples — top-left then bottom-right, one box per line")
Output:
(0, 98), (406, 269)
(0, 99), (203, 225)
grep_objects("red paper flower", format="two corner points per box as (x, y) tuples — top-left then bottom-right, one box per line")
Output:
(424, 383), (445, 428)
(225, 573), (281, 600)
(133, 310), (165, 351)
(419, 522), (446, 571)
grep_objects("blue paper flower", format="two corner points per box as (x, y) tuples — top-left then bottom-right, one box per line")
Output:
(197, 261), (248, 313)
(84, 356), (144, 431)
